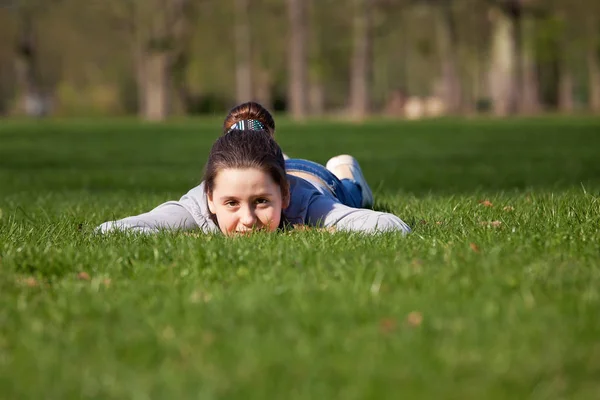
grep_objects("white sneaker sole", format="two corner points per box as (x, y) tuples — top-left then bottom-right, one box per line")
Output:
(326, 155), (374, 208)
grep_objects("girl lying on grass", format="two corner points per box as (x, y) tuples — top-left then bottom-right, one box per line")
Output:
(98, 104), (411, 235)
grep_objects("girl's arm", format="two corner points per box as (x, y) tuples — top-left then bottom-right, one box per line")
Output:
(306, 195), (411, 234)
(97, 183), (218, 234)
(97, 201), (199, 233)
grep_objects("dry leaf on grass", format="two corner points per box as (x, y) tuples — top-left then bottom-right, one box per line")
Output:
(379, 318), (397, 334)
(503, 206), (514, 212)
(406, 311), (423, 327)
(480, 220), (502, 228)
(77, 272), (90, 281)
(470, 242), (480, 253)
(22, 277), (39, 287)
(26, 277), (38, 287)
(411, 259), (423, 267)
(189, 290), (212, 304)
(16, 276), (40, 288)
(479, 200), (494, 207)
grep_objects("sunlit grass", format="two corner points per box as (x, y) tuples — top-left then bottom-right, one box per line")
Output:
(1, 117), (600, 399)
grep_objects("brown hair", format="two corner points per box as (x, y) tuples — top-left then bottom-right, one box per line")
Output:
(223, 102), (275, 136)
(203, 129), (288, 201)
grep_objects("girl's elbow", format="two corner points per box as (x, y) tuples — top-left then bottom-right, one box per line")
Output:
(376, 215), (411, 235)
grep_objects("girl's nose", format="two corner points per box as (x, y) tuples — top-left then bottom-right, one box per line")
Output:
(240, 206), (258, 227)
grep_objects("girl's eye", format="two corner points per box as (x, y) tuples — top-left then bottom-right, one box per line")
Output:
(256, 198), (269, 205)
(225, 201), (238, 208)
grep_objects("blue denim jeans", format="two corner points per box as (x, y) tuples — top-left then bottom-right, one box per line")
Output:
(285, 158), (362, 208)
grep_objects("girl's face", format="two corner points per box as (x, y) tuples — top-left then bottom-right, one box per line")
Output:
(207, 168), (289, 236)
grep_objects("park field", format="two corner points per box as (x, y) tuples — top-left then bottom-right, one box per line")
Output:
(1, 117), (600, 399)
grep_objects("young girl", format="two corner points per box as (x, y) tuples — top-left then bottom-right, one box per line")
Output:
(98, 105), (411, 235)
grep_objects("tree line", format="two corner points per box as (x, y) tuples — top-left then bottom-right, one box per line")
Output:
(0, 0), (598, 120)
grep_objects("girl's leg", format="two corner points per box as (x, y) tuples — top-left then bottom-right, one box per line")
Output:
(285, 159), (362, 208)
(339, 179), (363, 206)
(326, 155), (373, 208)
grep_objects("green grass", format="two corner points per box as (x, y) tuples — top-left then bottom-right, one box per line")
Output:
(1, 117), (600, 399)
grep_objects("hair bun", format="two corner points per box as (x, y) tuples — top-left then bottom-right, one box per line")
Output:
(223, 102), (275, 136)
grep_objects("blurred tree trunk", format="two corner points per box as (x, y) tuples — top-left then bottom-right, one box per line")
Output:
(14, 8), (47, 117)
(141, 49), (170, 121)
(171, 1), (195, 114)
(518, 13), (540, 114)
(558, 67), (574, 112)
(348, 0), (374, 120)
(309, 82), (325, 115)
(434, 1), (461, 114)
(557, 12), (574, 113)
(134, 5), (169, 121)
(588, 49), (600, 114)
(587, 16), (600, 113)
(287, 0), (308, 120)
(172, 50), (192, 114)
(488, 3), (518, 116)
(307, 0), (324, 115)
(133, 0), (192, 121)
(234, 0), (253, 104)
(254, 67), (273, 109)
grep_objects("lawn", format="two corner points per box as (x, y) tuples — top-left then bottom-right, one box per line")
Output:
(1, 117), (599, 399)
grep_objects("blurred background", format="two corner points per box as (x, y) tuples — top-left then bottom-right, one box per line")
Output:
(0, 0), (598, 121)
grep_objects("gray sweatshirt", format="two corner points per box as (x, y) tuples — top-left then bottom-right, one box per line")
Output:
(97, 175), (411, 235)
